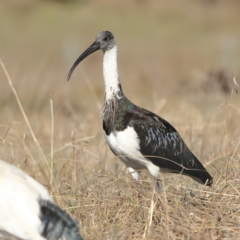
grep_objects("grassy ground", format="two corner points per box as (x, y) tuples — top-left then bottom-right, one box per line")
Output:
(0, 0), (240, 239)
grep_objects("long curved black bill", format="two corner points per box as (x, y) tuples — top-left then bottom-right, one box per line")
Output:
(67, 41), (100, 81)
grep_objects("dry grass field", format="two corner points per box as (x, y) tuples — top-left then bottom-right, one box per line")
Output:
(0, 0), (240, 239)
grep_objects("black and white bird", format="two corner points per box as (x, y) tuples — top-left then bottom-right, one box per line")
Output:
(0, 159), (82, 240)
(67, 31), (213, 187)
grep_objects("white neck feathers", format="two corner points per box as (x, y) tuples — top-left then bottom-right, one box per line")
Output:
(103, 45), (121, 101)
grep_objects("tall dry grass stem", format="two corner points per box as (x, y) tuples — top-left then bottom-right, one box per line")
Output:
(0, 59), (60, 204)
(0, 59), (48, 168)
(50, 98), (54, 195)
(143, 187), (155, 238)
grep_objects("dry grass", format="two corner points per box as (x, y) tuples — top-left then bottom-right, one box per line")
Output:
(1, 0), (240, 239)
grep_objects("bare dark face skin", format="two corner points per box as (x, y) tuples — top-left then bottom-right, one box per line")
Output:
(67, 31), (115, 81)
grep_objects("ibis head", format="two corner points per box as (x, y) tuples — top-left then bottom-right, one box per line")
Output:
(67, 30), (115, 81)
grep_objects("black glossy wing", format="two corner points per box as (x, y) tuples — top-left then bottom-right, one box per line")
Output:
(39, 199), (83, 240)
(129, 107), (212, 186)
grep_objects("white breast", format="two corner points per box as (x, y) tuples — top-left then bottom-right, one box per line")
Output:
(105, 126), (161, 179)
(105, 126), (149, 169)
